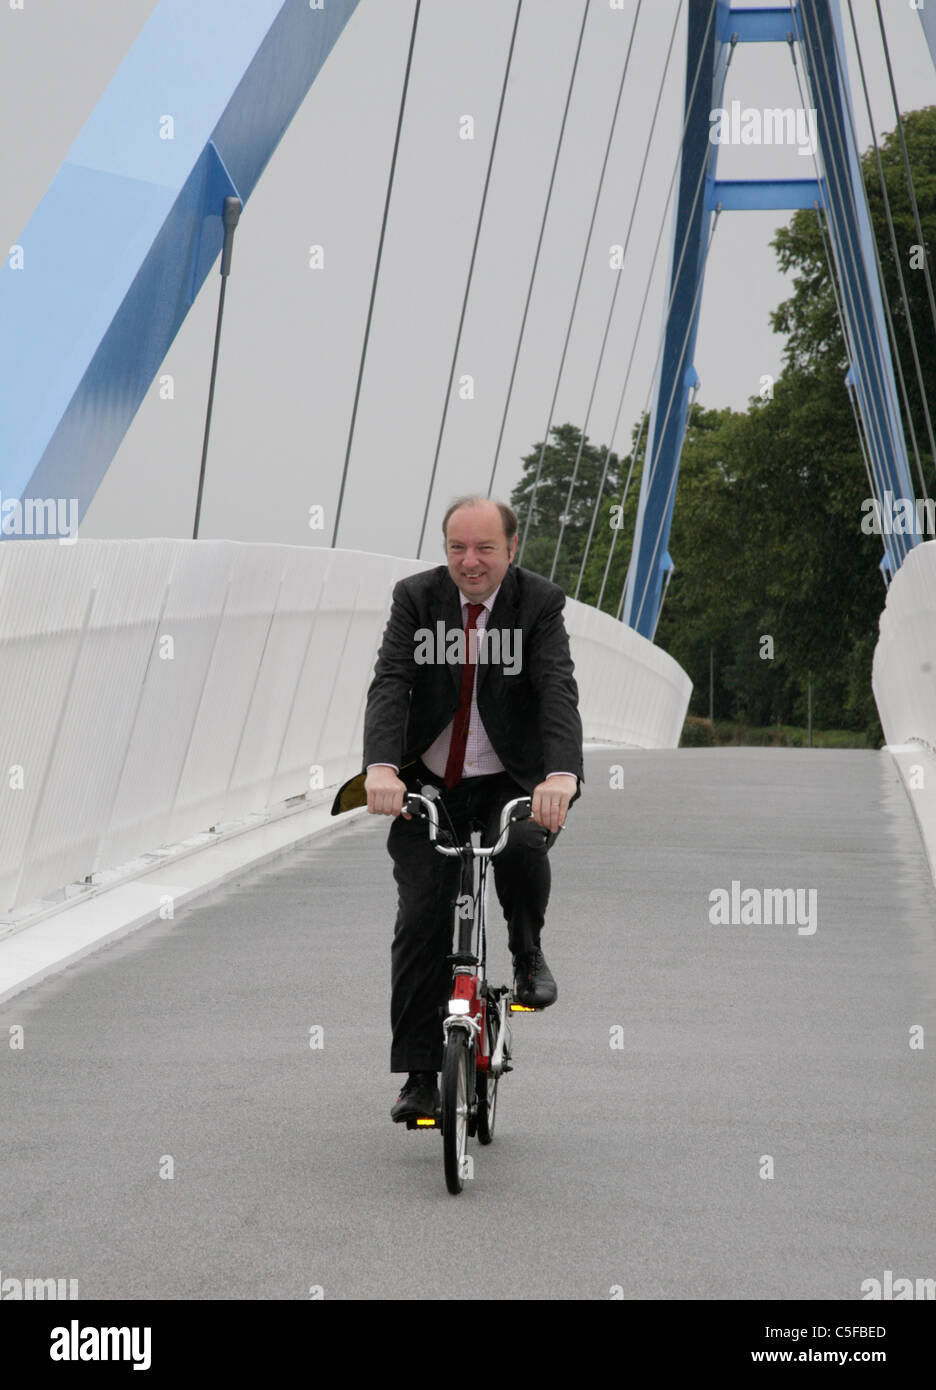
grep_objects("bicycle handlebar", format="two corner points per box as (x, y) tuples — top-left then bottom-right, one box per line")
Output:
(403, 792), (533, 858)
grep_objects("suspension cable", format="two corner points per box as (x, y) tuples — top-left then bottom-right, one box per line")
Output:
(619, 207), (723, 628)
(806, 1), (927, 575)
(485, 0), (592, 502)
(331, 0), (421, 548)
(786, 24), (901, 511)
(596, 411), (643, 609)
(849, 0), (936, 488)
(846, 371), (884, 519)
(607, 14), (733, 620)
(551, 0), (685, 588)
(796, 3), (900, 513)
(416, 0), (524, 558)
(516, 0), (644, 565)
(842, 25), (928, 499)
(874, 0), (936, 345)
(799, 8), (891, 489)
(609, 0), (910, 627)
(804, 5), (928, 500)
(593, 0), (722, 610)
(814, 200), (882, 510)
(575, 0), (680, 611)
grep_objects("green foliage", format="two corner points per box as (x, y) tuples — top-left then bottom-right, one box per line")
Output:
(771, 106), (936, 483)
(680, 716), (715, 747)
(656, 371), (884, 741)
(511, 422), (628, 597)
(712, 722), (874, 749)
(511, 418), (645, 611)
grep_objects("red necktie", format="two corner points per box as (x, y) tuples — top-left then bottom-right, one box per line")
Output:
(443, 602), (485, 788)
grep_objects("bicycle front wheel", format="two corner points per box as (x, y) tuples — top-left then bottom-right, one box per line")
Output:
(441, 1028), (472, 1195)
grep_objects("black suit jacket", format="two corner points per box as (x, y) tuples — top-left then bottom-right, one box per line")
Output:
(351, 562), (583, 806)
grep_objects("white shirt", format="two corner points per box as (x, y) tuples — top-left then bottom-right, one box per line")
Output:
(419, 585), (505, 779)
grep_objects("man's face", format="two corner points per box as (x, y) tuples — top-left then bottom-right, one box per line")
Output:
(444, 503), (518, 603)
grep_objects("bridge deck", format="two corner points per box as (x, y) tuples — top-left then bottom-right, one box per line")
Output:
(1, 748), (934, 1300)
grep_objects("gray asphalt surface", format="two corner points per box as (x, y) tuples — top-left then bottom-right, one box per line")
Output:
(1, 748), (934, 1301)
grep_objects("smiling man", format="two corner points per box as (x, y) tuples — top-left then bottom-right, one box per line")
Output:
(359, 494), (584, 1124)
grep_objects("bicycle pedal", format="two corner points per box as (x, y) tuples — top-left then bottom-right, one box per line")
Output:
(405, 1115), (439, 1130)
(509, 1001), (539, 1013)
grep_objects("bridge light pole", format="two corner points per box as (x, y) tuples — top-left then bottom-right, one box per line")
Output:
(194, 196), (241, 540)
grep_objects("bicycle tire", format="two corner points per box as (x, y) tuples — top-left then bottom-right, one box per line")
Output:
(441, 1028), (471, 1195)
(476, 1002), (500, 1145)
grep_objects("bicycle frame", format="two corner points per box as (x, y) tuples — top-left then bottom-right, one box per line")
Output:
(404, 791), (529, 1083)
(402, 790), (547, 1191)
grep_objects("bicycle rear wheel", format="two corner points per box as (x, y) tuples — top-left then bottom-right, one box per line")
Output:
(476, 1002), (500, 1145)
(441, 1028), (472, 1194)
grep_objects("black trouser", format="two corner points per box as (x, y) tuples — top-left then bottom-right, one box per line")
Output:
(388, 759), (558, 1073)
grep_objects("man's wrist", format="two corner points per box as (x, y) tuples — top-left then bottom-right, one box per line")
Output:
(545, 772), (577, 783)
(366, 762), (400, 773)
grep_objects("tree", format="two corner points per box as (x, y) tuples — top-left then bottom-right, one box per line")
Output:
(771, 105), (936, 487)
(656, 373), (882, 734)
(510, 423), (623, 594)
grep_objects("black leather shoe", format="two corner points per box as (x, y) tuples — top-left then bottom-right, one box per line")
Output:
(512, 949), (558, 1008)
(391, 1071), (440, 1122)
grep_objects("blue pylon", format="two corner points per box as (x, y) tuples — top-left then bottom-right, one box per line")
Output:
(621, 0), (917, 640)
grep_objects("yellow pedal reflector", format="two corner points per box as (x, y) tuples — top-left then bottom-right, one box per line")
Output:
(415, 1117), (438, 1126)
(510, 1002), (536, 1012)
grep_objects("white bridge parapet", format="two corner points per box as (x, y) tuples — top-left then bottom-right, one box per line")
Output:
(873, 539), (936, 883)
(0, 540), (692, 915)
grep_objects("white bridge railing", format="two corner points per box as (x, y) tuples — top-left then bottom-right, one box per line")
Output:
(0, 540), (691, 915)
(873, 539), (936, 884)
(873, 540), (936, 754)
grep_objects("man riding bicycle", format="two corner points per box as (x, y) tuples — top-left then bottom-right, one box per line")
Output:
(333, 495), (584, 1123)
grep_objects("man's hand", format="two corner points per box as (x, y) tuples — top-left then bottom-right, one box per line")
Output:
(365, 765), (411, 818)
(530, 774), (576, 834)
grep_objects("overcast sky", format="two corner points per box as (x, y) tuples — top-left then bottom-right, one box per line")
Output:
(2, 0), (934, 560)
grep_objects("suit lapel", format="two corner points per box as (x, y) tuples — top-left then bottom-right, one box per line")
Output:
(477, 563), (518, 693)
(431, 569), (465, 696)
